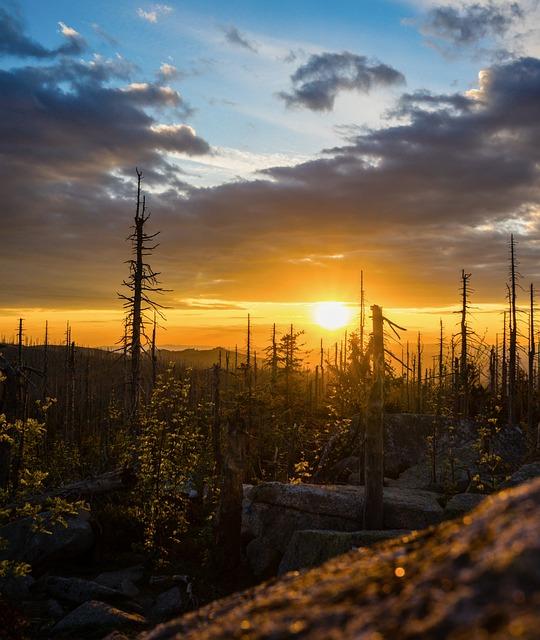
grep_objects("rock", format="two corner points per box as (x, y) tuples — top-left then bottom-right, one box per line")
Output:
(52, 600), (145, 635)
(0, 574), (35, 600)
(141, 478), (540, 640)
(383, 413), (456, 478)
(38, 575), (124, 605)
(243, 482), (443, 557)
(278, 529), (410, 575)
(151, 587), (183, 620)
(120, 578), (140, 598)
(245, 537), (282, 578)
(444, 493), (486, 519)
(0, 508), (94, 567)
(389, 458), (471, 492)
(502, 462), (540, 489)
(47, 599), (65, 621)
(95, 565), (144, 590)
(326, 456), (361, 483)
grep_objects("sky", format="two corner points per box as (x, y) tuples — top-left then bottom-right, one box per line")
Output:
(1, 0), (540, 353)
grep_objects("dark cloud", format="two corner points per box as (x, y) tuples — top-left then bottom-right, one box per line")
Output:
(278, 51), (405, 111)
(0, 7), (211, 308)
(391, 89), (473, 118)
(222, 26), (258, 53)
(166, 56), (539, 305)
(415, 2), (523, 52)
(1, 9), (540, 314)
(0, 7), (86, 58)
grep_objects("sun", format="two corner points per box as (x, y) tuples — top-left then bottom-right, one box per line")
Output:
(313, 301), (352, 330)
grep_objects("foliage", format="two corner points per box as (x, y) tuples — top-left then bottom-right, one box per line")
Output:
(133, 365), (213, 560)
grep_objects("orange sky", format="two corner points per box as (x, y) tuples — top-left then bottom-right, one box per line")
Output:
(0, 299), (515, 360)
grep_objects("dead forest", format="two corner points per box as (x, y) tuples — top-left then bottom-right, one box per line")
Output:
(1, 171), (539, 638)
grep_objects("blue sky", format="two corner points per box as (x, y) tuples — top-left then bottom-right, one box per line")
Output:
(8, 0), (486, 184)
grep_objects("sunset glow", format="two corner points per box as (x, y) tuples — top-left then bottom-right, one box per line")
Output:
(313, 302), (352, 331)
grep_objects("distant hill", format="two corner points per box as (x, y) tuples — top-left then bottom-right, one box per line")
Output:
(158, 347), (245, 369)
(0, 343), (245, 371)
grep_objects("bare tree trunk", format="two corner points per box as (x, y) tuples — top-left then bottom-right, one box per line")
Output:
(363, 304), (384, 530)
(502, 311), (507, 408)
(212, 363), (222, 476)
(460, 270), (471, 418)
(151, 312), (157, 389)
(417, 332), (422, 413)
(508, 234), (518, 426)
(131, 175), (144, 421)
(214, 413), (246, 574)
(528, 283), (535, 435)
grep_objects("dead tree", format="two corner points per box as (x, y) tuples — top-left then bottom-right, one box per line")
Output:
(528, 283), (535, 434)
(214, 412), (246, 574)
(363, 304), (384, 530)
(416, 332), (422, 413)
(508, 235), (518, 426)
(151, 312), (158, 389)
(212, 363), (223, 476)
(459, 270), (472, 418)
(502, 310), (508, 407)
(360, 270), (365, 354)
(118, 169), (165, 426)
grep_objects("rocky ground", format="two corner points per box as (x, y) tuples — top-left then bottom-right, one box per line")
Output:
(143, 476), (540, 640)
(1, 414), (538, 638)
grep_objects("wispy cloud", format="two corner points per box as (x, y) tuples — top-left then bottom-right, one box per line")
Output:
(222, 25), (258, 53)
(136, 4), (173, 24)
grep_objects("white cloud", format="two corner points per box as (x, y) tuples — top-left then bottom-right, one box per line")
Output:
(58, 22), (80, 39)
(136, 4), (173, 24)
(160, 62), (177, 76)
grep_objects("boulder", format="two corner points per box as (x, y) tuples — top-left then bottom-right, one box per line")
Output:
(278, 529), (409, 575)
(0, 574), (35, 600)
(120, 578), (140, 598)
(389, 457), (471, 492)
(326, 456), (361, 483)
(243, 482), (443, 557)
(47, 599), (65, 621)
(141, 478), (540, 640)
(502, 462), (540, 489)
(245, 536), (282, 578)
(52, 600), (145, 635)
(444, 493), (486, 519)
(95, 565), (145, 590)
(37, 575), (124, 605)
(0, 509), (94, 567)
(382, 413), (457, 478)
(151, 587), (183, 620)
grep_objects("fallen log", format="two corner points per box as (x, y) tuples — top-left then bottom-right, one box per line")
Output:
(5, 467), (137, 511)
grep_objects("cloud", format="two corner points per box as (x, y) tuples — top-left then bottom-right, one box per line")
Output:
(222, 25), (258, 53)
(0, 7), (86, 58)
(0, 6), (211, 307)
(161, 56), (540, 305)
(157, 62), (183, 83)
(411, 2), (524, 54)
(91, 23), (119, 47)
(278, 51), (405, 111)
(136, 4), (173, 24)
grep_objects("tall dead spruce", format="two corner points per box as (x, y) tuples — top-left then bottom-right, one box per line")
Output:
(119, 169), (165, 426)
